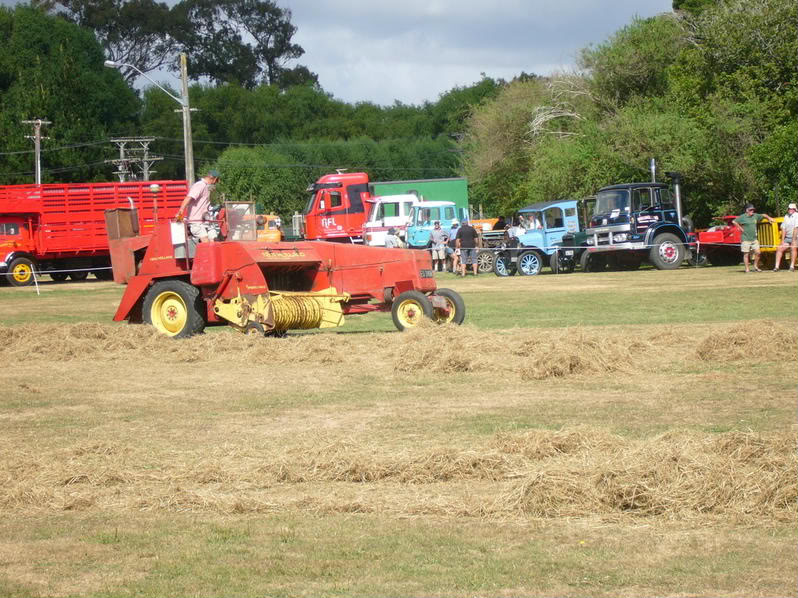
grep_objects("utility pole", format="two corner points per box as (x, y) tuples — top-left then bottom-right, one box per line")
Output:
(22, 118), (51, 184)
(104, 54), (195, 184)
(107, 137), (162, 181)
(180, 53), (195, 184)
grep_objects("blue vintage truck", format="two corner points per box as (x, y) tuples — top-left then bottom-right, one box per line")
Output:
(490, 199), (583, 276)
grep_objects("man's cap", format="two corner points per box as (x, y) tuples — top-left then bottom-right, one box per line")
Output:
(745, 203), (754, 211)
(789, 203), (797, 210)
(207, 169), (220, 178)
(451, 220), (459, 226)
(434, 220), (440, 225)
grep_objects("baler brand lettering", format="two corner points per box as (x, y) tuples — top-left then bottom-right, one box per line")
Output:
(261, 250), (305, 259)
(321, 217), (337, 228)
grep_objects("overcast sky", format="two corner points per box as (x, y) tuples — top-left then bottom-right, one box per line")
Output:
(2, 0), (675, 106)
(282, 0), (674, 105)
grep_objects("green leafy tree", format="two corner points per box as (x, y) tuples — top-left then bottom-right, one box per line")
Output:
(463, 0), (797, 225)
(579, 15), (687, 109)
(35, 0), (178, 84)
(172, 0), (315, 89)
(0, 5), (139, 183)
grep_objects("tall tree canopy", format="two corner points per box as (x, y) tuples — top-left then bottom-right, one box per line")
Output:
(37, 0), (315, 89)
(0, 5), (139, 183)
(462, 0), (797, 225)
(33, 0), (178, 84)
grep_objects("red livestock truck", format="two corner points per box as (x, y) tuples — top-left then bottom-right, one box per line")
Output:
(0, 180), (188, 286)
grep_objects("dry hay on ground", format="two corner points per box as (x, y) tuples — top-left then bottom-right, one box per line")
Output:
(2, 427), (795, 522)
(694, 320), (797, 362)
(1, 319), (794, 379)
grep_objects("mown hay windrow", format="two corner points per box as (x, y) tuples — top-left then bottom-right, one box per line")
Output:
(694, 320), (798, 362)
(2, 428), (794, 521)
(394, 323), (657, 379)
(394, 322), (493, 373)
(503, 429), (797, 521)
(3, 319), (789, 379)
(492, 426), (624, 459)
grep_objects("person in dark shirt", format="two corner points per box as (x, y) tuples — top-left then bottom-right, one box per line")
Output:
(493, 216), (506, 231)
(455, 220), (481, 276)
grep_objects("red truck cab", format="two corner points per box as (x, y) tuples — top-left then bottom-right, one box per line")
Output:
(302, 172), (374, 241)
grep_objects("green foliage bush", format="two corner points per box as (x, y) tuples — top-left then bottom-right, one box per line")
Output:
(462, 0), (797, 225)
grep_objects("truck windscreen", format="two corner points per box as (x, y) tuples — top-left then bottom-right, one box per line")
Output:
(593, 190), (629, 215)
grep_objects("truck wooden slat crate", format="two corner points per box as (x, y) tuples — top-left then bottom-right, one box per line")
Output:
(0, 180), (188, 285)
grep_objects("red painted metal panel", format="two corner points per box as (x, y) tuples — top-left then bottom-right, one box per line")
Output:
(0, 180), (188, 258)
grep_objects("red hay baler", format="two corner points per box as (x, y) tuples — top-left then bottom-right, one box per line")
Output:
(106, 202), (465, 337)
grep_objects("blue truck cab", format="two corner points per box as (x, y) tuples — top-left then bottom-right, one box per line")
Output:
(406, 201), (468, 249)
(492, 199), (581, 276)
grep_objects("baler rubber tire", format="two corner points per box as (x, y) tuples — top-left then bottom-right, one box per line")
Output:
(49, 271), (69, 282)
(432, 288), (466, 325)
(69, 271), (89, 281)
(391, 290), (433, 331)
(143, 279), (206, 338)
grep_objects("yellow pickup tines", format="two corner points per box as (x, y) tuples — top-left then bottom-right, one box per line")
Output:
(270, 287), (348, 329)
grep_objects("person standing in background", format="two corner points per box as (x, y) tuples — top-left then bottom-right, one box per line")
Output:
(773, 203), (798, 271)
(733, 204), (773, 273)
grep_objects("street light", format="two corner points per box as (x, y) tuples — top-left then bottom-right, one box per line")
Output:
(104, 53), (195, 183)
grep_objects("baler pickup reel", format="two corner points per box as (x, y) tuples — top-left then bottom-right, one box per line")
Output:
(213, 286), (350, 335)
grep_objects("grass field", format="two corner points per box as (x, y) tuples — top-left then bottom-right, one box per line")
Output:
(0, 265), (796, 597)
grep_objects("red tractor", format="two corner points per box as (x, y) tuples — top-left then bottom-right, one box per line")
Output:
(106, 202), (465, 337)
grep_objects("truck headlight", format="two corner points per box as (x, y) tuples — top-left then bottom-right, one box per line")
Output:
(586, 238), (594, 246)
(613, 233), (628, 242)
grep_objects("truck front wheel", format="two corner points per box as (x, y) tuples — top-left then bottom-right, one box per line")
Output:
(649, 233), (685, 270)
(6, 257), (37, 287)
(517, 251), (542, 276)
(494, 254), (517, 276)
(391, 290), (433, 331)
(143, 279), (206, 338)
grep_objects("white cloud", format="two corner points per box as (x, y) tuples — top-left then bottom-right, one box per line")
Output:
(283, 0), (673, 105)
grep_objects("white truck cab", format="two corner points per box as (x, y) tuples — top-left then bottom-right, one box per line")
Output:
(363, 194), (420, 247)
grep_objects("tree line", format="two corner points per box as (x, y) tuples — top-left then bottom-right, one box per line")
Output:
(462, 0), (797, 225)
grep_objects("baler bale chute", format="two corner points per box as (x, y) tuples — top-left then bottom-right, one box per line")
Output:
(106, 202), (465, 337)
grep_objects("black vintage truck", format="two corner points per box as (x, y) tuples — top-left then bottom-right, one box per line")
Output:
(579, 173), (693, 271)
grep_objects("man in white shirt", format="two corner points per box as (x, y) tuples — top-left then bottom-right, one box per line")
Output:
(176, 169), (220, 243)
(773, 203), (798, 271)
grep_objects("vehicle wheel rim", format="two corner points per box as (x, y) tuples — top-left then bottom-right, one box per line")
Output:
(659, 242), (678, 263)
(151, 291), (188, 336)
(496, 258), (507, 276)
(521, 254), (539, 274)
(435, 297), (456, 323)
(478, 252), (492, 272)
(12, 263), (32, 283)
(397, 299), (424, 327)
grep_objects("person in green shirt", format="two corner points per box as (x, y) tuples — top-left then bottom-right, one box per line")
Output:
(733, 204), (774, 272)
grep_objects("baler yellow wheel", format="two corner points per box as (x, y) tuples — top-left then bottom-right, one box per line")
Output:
(151, 291), (188, 335)
(391, 290), (433, 331)
(142, 280), (206, 338)
(431, 288), (466, 325)
(7, 257), (36, 287)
